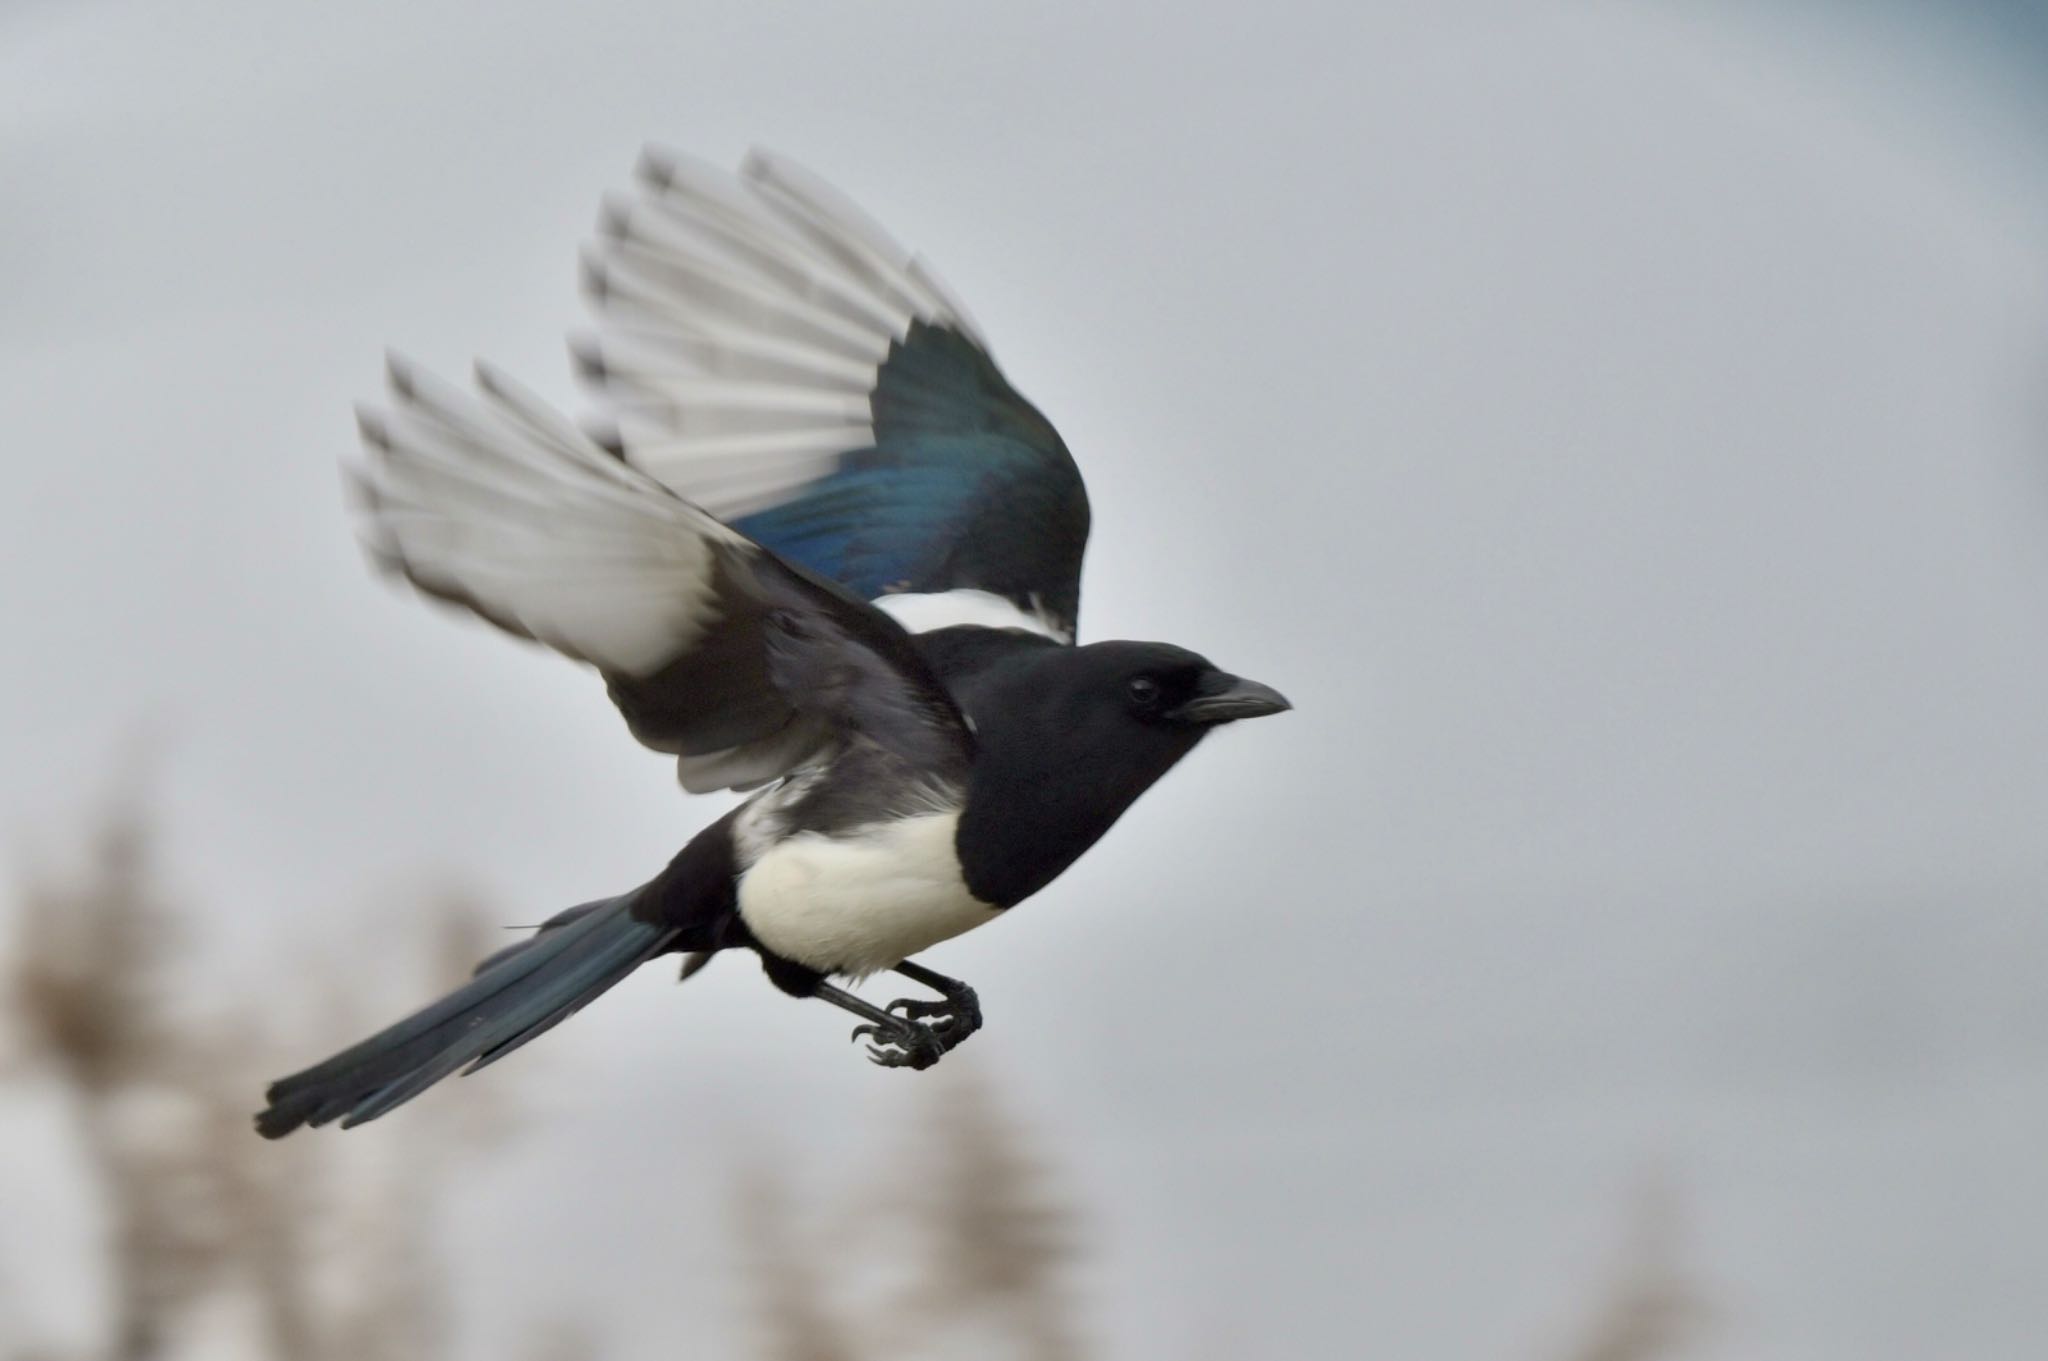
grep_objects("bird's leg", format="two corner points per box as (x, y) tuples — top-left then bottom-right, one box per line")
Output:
(884, 960), (983, 1051)
(813, 983), (948, 1071)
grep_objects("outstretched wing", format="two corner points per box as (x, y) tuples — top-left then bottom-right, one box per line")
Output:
(355, 355), (972, 794)
(575, 148), (1090, 642)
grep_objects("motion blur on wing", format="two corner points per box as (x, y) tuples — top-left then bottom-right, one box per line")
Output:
(257, 149), (1287, 1138)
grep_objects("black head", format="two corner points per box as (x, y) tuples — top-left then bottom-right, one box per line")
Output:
(952, 637), (1290, 906)
(980, 639), (1289, 777)
(1082, 640), (1294, 730)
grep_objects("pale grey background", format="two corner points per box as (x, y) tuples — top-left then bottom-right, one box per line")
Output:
(4, 1), (2047, 1357)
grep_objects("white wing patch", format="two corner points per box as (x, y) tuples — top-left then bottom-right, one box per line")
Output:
(873, 588), (1070, 642)
(356, 355), (747, 678)
(576, 148), (982, 527)
(735, 811), (1000, 979)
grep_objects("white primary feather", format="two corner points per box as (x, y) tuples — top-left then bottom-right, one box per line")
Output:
(578, 148), (984, 529)
(357, 354), (747, 678)
(735, 811), (999, 979)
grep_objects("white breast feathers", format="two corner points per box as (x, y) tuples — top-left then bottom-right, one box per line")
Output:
(735, 811), (1001, 979)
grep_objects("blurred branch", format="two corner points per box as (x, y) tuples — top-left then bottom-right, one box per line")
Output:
(736, 1169), (863, 1361)
(1552, 1178), (1710, 1361)
(7, 800), (212, 1360)
(9, 801), (180, 1094)
(738, 1069), (1088, 1361)
(884, 1070), (1082, 1361)
(0, 793), (524, 1361)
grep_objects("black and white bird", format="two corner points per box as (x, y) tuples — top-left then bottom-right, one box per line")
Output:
(255, 149), (1289, 1138)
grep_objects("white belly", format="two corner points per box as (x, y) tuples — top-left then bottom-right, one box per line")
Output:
(736, 811), (1001, 978)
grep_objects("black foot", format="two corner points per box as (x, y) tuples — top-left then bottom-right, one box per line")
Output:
(849, 980), (982, 1069)
(884, 979), (982, 1052)
(849, 1013), (949, 1070)
(813, 970), (984, 1073)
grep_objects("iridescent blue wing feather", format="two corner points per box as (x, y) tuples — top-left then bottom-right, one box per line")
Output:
(576, 150), (1090, 641)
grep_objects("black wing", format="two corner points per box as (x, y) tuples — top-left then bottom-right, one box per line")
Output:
(574, 149), (1091, 642)
(355, 356), (972, 794)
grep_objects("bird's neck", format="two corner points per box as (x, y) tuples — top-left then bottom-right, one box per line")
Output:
(918, 626), (1200, 909)
(954, 735), (1160, 907)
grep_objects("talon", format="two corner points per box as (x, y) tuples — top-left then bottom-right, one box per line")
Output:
(859, 1022), (948, 1070)
(822, 974), (980, 1073)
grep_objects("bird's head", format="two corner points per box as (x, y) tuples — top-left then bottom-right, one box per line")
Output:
(951, 638), (1289, 905)
(1081, 640), (1292, 731)
(993, 638), (1290, 786)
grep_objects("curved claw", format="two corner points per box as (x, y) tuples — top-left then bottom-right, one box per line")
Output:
(837, 982), (982, 1071)
(852, 1017), (931, 1069)
(864, 1029), (944, 1070)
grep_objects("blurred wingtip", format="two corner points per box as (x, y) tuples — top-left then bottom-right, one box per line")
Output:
(738, 145), (791, 187)
(585, 419), (626, 460)
(635, 142), (682, 191)
(579, 249), (611, 304)
(384, 350), (421, 400)
(340, 457), (377, 509)
(568, 332), (607, 383)
(354, 402), (391, 449)
(595, 192), (634, 240)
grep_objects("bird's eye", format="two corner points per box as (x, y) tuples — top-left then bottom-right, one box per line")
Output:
(1127, 676), (1162, 707)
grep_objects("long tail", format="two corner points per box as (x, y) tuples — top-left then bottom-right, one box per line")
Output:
(256, 892), (678, 1138)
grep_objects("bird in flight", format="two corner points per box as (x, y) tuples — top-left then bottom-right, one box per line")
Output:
(256, 149), (1289, 1137)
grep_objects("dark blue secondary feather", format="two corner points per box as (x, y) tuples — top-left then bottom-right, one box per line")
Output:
(732, 322), (1089, 636)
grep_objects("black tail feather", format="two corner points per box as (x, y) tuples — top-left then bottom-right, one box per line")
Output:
(471, 898), (616, 976)
(255, 893), (676, 1138)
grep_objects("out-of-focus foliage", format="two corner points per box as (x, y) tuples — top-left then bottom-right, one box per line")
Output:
(737, 1073), (1083, 1361)
(741, 1076), (1711, 1361)
(0, 795), (1708, 1360)
(0, 796), (512, 1361)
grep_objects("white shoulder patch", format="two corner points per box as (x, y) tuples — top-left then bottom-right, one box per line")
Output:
(873, 588), (1069, 642)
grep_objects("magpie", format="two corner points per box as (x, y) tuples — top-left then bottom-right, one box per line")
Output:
(255, 149), (1289, 1138)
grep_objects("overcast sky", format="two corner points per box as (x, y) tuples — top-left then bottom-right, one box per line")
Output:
(4, 2), (2048, 1357)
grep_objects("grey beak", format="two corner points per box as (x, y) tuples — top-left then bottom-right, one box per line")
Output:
(1175, 672), (1293, 725)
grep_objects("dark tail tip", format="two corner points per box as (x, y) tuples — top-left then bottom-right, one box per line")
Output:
(253, 894), (673, 1137)
(253, 1090), (316, 1140)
